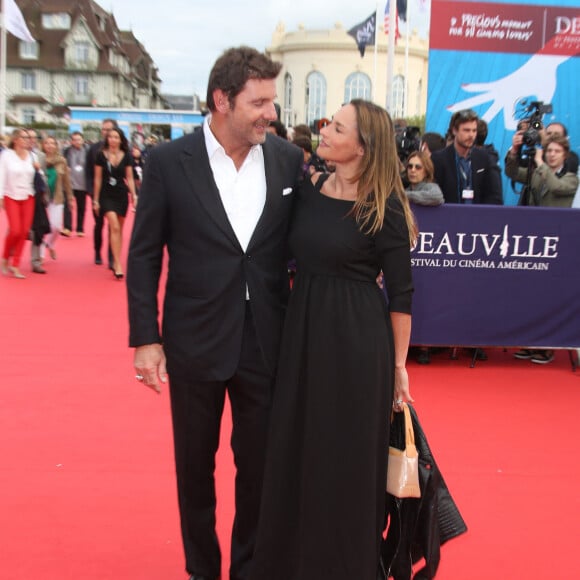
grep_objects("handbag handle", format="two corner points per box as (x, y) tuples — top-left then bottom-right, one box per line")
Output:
(402, 403), (416, 452)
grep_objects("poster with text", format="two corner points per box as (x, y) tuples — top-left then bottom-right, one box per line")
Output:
(426, 0), (579, 205)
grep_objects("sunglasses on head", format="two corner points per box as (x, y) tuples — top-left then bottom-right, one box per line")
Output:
(456, 109), (478, 120)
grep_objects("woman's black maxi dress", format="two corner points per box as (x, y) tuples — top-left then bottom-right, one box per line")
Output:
(251, 175), (413, 580)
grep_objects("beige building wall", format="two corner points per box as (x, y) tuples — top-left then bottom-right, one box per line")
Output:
(267, 22), (429, 129)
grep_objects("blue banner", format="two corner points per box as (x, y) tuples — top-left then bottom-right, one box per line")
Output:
(410, 205), (580, 347)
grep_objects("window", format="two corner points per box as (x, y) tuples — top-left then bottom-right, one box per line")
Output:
(22, 108), (36, 125)
(306, 72), (326, 127)
(21, 72), (36, 92)
(42, 13), (71, 30)
(392, 75), (405, 118)
(75, 75), (89, 96)
(344, 72), (372, 102)
(19, 41), (38, 60)
(75, 41), (90, 63)
(283, 73), (293, 128)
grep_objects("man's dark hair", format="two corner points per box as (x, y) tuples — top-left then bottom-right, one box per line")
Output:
(449, 109), (478, 131)
(71, 130), (84, 138)
(546, 122), (568, 137)
(206, 46), (282, 112)
(475, 119), (488, 147)
(102, 118), (118, 128)
(292, 135), (313, 155)
(292, 124), (312, 140)
(270, 120), (288, 139)
(420, 132), (445, 153)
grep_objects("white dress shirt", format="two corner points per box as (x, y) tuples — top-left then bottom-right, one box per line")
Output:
(0, 149), (35, 201)
(203, 117), (266, 252)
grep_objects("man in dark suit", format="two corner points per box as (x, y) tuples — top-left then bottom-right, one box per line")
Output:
(431, 109), (503, 205)
(126, 47), (303, 580)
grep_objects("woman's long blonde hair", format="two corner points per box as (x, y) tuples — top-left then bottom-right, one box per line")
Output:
(349, 99), (417, 243)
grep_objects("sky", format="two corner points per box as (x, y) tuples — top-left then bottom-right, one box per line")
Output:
(105, 0), (431, 98)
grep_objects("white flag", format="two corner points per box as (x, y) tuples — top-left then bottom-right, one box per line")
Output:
(4, 0), (35, 42)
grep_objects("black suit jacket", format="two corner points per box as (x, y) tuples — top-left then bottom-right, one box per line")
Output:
(127, 132), (303, 380)
(431, 144), (503, 205)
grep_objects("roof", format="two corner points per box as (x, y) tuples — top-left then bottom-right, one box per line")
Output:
(8, 0), (157, 81)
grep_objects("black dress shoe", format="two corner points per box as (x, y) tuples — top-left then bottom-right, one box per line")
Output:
(189, 575), (217, 580)
(95, 254), (103, 265)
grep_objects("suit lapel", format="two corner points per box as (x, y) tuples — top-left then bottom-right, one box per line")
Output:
(179, 132), (241, 249)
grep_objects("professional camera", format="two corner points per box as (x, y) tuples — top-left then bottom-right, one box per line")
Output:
(519, 100), (553, 148)
(396, 126), (420, 162)
(511, 99), (553, 203)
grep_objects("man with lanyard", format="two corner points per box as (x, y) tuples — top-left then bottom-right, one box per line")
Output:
(431, 109), (503, 205)
(430, 110), (503, 362)
(64, 131), (89, 236)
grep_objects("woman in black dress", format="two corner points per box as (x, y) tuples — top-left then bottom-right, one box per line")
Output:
(251, 100), (416, 580)
(92, 128), (137, 279)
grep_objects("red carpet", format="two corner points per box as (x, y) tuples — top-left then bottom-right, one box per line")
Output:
(1, 210), (580, 579)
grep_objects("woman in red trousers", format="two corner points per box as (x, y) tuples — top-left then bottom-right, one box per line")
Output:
(0, 129), (36, 279)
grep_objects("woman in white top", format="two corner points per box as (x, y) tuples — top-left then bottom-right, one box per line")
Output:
(0, 128), (36, 278)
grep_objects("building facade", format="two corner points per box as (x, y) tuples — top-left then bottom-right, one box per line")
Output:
(4, 0), (163, 126)
(267, 22), (429, 129)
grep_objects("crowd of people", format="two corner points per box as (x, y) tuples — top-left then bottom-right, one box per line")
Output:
(1, 44), (578, 580)
(0, 123), (158, 279)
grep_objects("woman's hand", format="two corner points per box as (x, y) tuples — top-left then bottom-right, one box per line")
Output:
(393, 366), (414, 412)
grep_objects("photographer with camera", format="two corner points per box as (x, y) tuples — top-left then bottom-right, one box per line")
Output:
(505, 132), (578, 207)
(507, 131), (578, 365)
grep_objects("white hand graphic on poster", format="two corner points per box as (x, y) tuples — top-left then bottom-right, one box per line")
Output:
(447, 54), (569, 130)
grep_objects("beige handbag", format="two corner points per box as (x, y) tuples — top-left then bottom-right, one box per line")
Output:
(386, 403), (421, 498)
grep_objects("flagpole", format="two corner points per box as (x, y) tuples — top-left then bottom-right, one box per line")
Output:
(1, 0), (7, 135)
(404, 0), (411, 117)
(386, 0), (396, 114)
(373, 2), (378, 102)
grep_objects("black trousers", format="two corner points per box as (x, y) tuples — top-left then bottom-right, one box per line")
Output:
(63, 198), (72, 231)
(64, 190), (88, 233)
(168, 304), (274, 580)
(72, 189), (88, 233)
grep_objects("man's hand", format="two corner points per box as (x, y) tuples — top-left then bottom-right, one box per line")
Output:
(134, 343), (168, 394)
(534, 146), (545, 168)
(510, 130), (525, 156)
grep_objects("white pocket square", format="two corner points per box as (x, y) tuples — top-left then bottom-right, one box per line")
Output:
(476, 168), (485, 173)
(282, 187), (293, 196)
